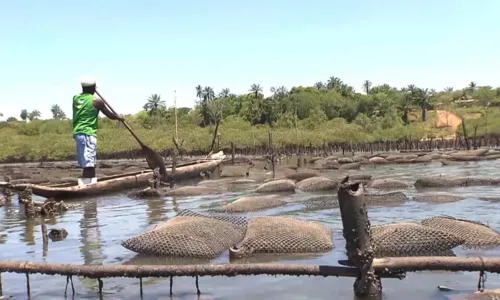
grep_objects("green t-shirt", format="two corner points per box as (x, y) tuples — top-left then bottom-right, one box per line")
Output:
(72, 93), (99, 136)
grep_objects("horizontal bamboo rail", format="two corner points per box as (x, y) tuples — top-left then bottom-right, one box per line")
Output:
(0, 261), (403, 279)
(1, 256), (499, 280)
(373, 257), (500, 272)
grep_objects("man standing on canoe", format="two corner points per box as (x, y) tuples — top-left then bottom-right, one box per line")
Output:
(73, 76), (124, 186)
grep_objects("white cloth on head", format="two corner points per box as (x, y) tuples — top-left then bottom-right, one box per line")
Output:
(80, 76), (96, 87)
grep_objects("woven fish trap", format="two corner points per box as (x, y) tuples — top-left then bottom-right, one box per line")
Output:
(364, 191), (408, 205)
(412, 194), (465, 203)
(255, 179), (296, 193)
(209, 195), (286, 213)
(371, 222), (465, 257)
(303, 195), (339, 210)
(295, 176), (338, 192)
(121, 209), (248, 258)
(421, 216), (500, 249)
(229, 216), (333, 259)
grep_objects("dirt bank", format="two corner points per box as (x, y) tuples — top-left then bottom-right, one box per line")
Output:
(435, 110), (463, 132)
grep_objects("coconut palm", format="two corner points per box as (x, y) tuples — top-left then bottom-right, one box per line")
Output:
(143, 94), (166, 116)
(363, 80), (372, 95)
(249, 84), (263, 98)
(195, 85), (203, 100)
(397, 88), (414, 125)
(468, 81), (477, 94)
(411, 88), (431, 121)
(218, 88), (230, 98)
(202, 86), (215, 101)
(314, 81), (325, 91)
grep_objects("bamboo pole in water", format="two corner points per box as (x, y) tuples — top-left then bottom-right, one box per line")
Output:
(337, 176), (381, 298)
(0, 257), (499, 279)
(0, 261), (403, 278)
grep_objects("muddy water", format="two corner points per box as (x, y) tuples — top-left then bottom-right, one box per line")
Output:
(2, 159), (500, 299)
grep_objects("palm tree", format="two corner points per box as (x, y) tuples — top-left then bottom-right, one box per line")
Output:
(339, 83), (354, 97)
(20, 109), (28, 121)
(51, 104), (66, 120)
(195, 85), (203, 100)
(412, 88), (430, 121)
(143, 94), (166, 116)
(198, 86), (215, 127)
(249, 84), (263, 98)
(327, 76), (342, 90)
(397, 88), (413, 125)
(444, 87), (454, 92)
(28, 110), (41, 121)
(218, 88), (230, 98)
(270, 86), (288, 103)
(203, 86), (215, 101)
(363, 80), (372, 95)
(468, 81), (477, 94)
(277, 86), (288, 97)
(314, 81), (325, 91)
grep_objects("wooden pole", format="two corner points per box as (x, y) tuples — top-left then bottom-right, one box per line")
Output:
(231, 142), (235, 165)
(0, 261), (404, 278)
(41, 222), (48, 257)
(268, 130), (275, 178)
(209, 119), (221, 153)
(473, 125), (478, 150)
(461, 117), (470, 150)
(337, 176), (381, 298)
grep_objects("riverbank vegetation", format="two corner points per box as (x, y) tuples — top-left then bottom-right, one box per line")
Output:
(2, 77), (500, 162)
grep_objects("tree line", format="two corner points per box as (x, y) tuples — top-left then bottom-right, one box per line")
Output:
(2, 105), (66, 122)
(6, 77), (500, 134)
(142, 77), (500, 133)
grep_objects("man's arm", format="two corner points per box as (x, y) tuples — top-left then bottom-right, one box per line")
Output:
(92, 97), (124, 121)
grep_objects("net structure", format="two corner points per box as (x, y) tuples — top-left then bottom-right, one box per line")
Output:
(230, 216), (334, 258)
(371, 222), (465, 257)
(368, 179), (413, 189)
(421, 216), (500, 249)
(414, 177), (500, 188)
(255, 179), (296, 193)
(364, 192), (408, 205)
(210, 195), (287, 213)
(285, 172), (319, 182)
(302, 192), (407, 211)
(295, 177), (338, 192)
(121, 210), (248, 258)
(412, 194), (464, 203)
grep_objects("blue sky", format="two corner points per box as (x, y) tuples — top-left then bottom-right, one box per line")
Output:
(1, 0), (499, 120)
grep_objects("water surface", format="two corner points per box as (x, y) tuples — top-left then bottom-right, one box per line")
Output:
(1, 159), (500, 299)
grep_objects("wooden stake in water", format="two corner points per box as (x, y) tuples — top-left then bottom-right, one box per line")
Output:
(268, 130), (275, 178)
(41, 222), (48, 257)
(338, 177), (381, 298)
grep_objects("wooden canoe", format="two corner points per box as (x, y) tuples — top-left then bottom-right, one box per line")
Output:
(4, 158), (224, 200)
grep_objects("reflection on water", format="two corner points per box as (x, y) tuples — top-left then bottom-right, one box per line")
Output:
(80, 201), (106, 266)
(1, 158), (500, 299)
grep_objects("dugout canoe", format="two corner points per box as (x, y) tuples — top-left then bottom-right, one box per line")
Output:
(2, 158), (224, 200)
